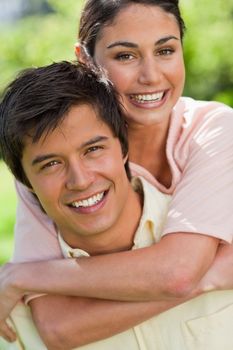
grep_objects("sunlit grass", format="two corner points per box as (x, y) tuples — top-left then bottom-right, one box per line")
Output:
(0, 161), (17, 264)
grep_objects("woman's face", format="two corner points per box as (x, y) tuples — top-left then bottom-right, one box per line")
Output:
(94, 4), (185, 127)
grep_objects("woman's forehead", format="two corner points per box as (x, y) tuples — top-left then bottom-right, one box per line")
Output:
(96, 4), (180, 44)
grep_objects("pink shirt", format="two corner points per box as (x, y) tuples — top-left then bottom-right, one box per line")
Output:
(12, 97), (233, 263)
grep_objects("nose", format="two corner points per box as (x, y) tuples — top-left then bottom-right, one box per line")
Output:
(138, 56), (162, 85)
(66, 161), (95, 191)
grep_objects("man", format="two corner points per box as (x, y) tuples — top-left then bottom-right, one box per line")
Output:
(0, 61), (233, 350)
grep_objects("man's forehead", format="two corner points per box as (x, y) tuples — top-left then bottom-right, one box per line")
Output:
(23, 103), (114, 144)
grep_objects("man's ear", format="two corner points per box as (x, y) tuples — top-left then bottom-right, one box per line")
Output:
(27, 187), (35, 194)
(25, 185), (45, 212)
(123, 153), (129, 164)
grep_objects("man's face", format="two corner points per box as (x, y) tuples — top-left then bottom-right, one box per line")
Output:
(22, 104), (130, 248)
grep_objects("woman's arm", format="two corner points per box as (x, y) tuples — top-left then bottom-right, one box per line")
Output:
(2, 233), (218, 302)
(13, 181), (62, 263)
(3, 243), (232, 348)
(7, 237), (232, 350)
(0, 233), (223, 346)
(30, 294), (190, 350)
(197, 243), (233, 292)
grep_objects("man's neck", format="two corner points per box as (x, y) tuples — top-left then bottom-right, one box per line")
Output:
(59, 184), (142, 256)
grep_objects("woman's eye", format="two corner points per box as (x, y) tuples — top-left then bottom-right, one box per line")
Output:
(157, 48), (174, 56)
(86, 145), (103, 154)
(115, 53), (134, 61)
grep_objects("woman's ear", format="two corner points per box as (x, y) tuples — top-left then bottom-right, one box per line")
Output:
(74, 42), (87, 64)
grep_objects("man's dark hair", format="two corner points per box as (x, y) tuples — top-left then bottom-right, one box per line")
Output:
(0, 61), (130, 187)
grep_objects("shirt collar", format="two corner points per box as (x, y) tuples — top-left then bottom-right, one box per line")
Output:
(58, 233), (90, 258)
(131, 176), (170, 249)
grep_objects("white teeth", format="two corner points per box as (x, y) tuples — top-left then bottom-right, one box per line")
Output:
(131, 92), (164, 103)
(71, 192), (104, 208)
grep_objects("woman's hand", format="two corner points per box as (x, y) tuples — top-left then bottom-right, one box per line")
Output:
(198, 244), (233, 292)
(0, 319), (17, 343)
(0, 263), (23, 342)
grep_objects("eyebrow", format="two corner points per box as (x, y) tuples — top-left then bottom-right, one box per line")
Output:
(107, 35), (179, 49)
(156, 35), (179, 45)
(31, 135), (109, 166)
(81, 135), (109, 148)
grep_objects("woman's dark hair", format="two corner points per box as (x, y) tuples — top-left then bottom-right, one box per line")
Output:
(79, 0), (185, 57)
(0, 61), (130, 187)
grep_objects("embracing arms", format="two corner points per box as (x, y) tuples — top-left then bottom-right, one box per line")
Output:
(0, 232), (220, 349)
(2, 235), (232, 349)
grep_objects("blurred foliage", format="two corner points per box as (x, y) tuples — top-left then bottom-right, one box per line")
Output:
(0, 0), (84, 94)
(0, 0), (232, 104)
(181, 0), (233, 105)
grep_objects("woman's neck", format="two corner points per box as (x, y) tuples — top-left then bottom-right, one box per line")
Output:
(128, 123), (172, 188)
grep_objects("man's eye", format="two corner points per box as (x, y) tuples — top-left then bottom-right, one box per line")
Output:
(115, 53), (134, 61)
(41, 160), (60, 169)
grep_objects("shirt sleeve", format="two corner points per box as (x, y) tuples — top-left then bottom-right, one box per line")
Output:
(12, 181), (63, 263)
(163, 106), (233, 243)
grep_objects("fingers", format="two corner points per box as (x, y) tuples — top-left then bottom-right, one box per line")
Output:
(0, 320), (17, 343)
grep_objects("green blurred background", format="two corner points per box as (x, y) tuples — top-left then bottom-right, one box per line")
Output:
(0, 0), (233, 264)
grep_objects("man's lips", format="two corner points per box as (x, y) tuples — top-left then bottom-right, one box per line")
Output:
(67, 190), (108, 212)
(69, 191), (104, 208)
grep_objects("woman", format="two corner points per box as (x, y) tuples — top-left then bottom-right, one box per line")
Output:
(2, 0), (233, 348)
